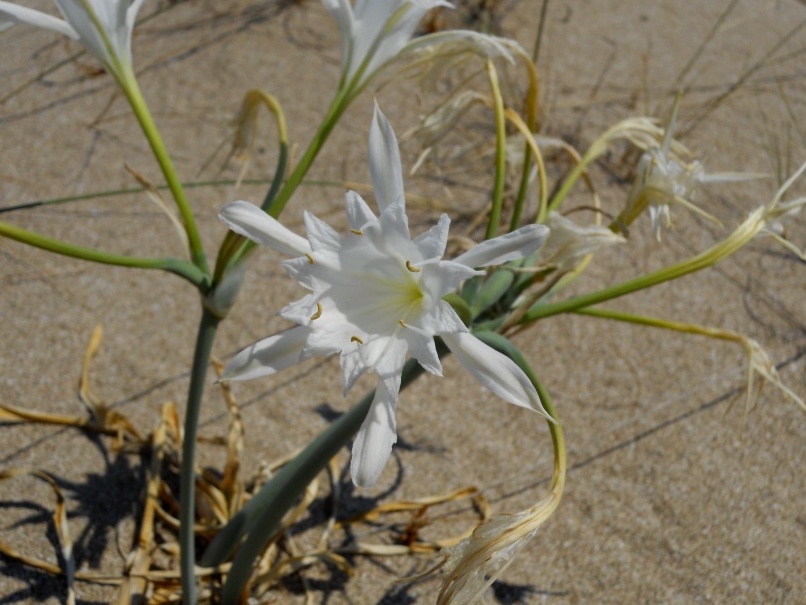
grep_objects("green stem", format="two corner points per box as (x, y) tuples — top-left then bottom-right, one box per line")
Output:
(225, 89), (351, 271)
(516, 211), (762, 324)
(119, 67), (209, 275)
(267, 89), (350, 219)
(485, 60), (507, 241)
(573, 306), (741, 343)
(179, 308), (220, 605)
(511, 49), (541, 229)
(0, 219), (208, 288)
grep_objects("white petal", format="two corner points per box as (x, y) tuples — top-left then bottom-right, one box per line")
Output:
(373, 337), (408, 397)
(304, 211), (342, 252)
(220, 201), (311, 257)
(341, 347), (367, 394)
(454, 224), (549, 268)
(417, 299), (467, 335)
(413, 213), (450, 260)
(369, 103), (405, 213)
(351, 380), (398, 487)
(374, 198), (411, 244)
(419, 259), (479, 300)
(0, 2), (77, 39)
(441, 332), (550, 418)
(221, 326), (308, 382)
(404, 329), (442, 376)
(278, 292), (320, 325)
(345, 190), (377, 231)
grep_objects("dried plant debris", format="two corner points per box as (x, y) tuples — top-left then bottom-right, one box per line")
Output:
(0, 327), (498, 603)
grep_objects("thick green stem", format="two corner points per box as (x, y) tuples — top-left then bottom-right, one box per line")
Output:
(119, 67), (209, 276)
(179, 308), (220, 605)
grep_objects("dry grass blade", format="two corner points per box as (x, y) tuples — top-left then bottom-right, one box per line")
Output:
(212, 358), (245, 516)
(338, 486), (491, 554)
(115, 402), (174, 605)
(78, 325), (145, 449)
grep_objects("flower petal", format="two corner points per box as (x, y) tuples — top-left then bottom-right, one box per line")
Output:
(441, 332), (550, 418)
(304, 210), (342, 252)
(320, 0), (355, 78)
(220, 201), (311, 257)
(454, 224), (549, 268)
(351, 380), (398, 487)
(0, 2), (77, 39)
(417, 299), (467, 335)
(221, 326), (308, 382)
(413, 213), (451, 260)
(345, 190), (378, 231)
(369, 103), (405, 213)
(404, 328), (442, 376)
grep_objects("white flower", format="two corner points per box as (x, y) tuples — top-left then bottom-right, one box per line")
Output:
(220, 104), (550, 487)
(321, 0), (452, 89)
(0, 0), (146, 78)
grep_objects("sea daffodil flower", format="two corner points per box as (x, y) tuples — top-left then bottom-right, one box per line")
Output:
(0, 0), (146, 80)
(219, 104), (550, 487)
(322, 0), (451, 90)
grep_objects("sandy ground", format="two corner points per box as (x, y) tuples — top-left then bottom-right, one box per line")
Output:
(1, 0), (805, 603)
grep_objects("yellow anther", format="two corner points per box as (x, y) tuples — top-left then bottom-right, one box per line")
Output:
(398, 320), (408, 328)
(350, 228), (364, 236)
(350, 335), (364, 344)
(305, 253), (315, 264)
(310, 302), (322, 321)
(405, 260), (421, 273)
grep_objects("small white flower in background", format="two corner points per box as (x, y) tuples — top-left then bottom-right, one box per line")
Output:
(539, 211), (626, 272)
(219, 104), (551, 487)
(0, 0), (146, 79)
(322, 0), (452, 90)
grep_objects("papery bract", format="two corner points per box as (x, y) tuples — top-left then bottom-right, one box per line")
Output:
(220, 104), (551, 487)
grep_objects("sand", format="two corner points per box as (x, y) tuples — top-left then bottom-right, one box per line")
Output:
(1, 0), (805, 603)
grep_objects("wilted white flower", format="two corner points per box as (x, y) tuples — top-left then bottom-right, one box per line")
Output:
(739, 337), (805, 415)
(219, 104), (551, 487)
(438, 476), (563, 605)
(0, 0), (146, 80)
(539, 211), (626, 272)
(409, 90), (487, 150)
(622, 105), (762, 240)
